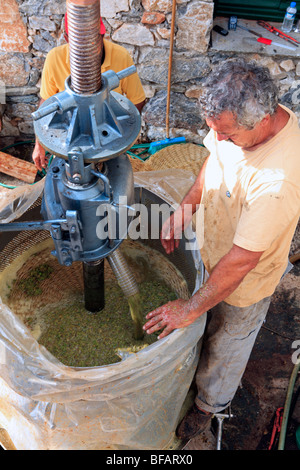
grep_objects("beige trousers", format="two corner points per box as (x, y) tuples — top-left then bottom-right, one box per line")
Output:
(195, 296), (271, 414)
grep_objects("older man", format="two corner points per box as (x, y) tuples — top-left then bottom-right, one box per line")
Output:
(32, 14), (146, 171)
(143, 58), (300, 440)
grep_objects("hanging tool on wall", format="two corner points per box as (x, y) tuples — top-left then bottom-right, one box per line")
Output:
(166, 0), (177, 139)
(257, 20), (300, 47)
(148, 0), (185, 155)
(237, 24), (297, 51)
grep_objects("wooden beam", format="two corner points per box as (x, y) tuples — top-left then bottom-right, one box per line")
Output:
(0, 151), (38, 184)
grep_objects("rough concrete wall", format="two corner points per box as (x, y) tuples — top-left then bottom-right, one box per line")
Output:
(0, 0), (300, 146)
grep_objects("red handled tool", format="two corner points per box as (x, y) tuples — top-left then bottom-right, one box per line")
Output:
(257, 20), (300, 46)
(237, 24), (297, 50)
(247, 36), (297, 50)
(268, 407), (284, 450)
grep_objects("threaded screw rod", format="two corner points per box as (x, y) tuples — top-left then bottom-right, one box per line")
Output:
(67, 0), (102, 94)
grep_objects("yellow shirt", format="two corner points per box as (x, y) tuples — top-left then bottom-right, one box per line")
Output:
(197, 105), (300, 307)
(40, 40), (145, 105)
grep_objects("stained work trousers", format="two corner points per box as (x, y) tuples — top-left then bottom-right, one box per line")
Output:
(195, 296), (271, 414)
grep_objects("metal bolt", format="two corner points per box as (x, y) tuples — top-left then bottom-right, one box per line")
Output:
(72, 173), (82, 182)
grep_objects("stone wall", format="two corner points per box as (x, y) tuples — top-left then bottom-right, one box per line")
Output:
(0, 0), (65, 141)
(1, 0), (300, 146)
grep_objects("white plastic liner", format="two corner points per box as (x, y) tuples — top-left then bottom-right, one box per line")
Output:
(0, 170), (206, 450)
(0, 179), (44, 223)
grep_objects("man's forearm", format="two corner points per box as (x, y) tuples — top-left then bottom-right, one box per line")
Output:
(160, 156), (209, 254)
(144, 244), (263, 338)
(32, 98), (47, 170)
(179, 156), (208, 215)
(187, 245), (263, 321)
(34, 99), (45, 145)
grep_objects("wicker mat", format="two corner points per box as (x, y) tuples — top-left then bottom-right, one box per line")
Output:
(130, 143), (209, 175)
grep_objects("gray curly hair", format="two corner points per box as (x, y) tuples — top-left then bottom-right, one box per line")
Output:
(199, 58), (279, 129)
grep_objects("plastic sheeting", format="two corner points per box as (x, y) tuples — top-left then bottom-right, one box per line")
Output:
(0, 179), (44, 224)
(134, 169), (196, 209)
(0, 170), (206, 450)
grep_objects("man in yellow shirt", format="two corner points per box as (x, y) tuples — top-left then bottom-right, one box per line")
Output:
(32, 15), (146, 171)
(143, 58), (300, 440)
